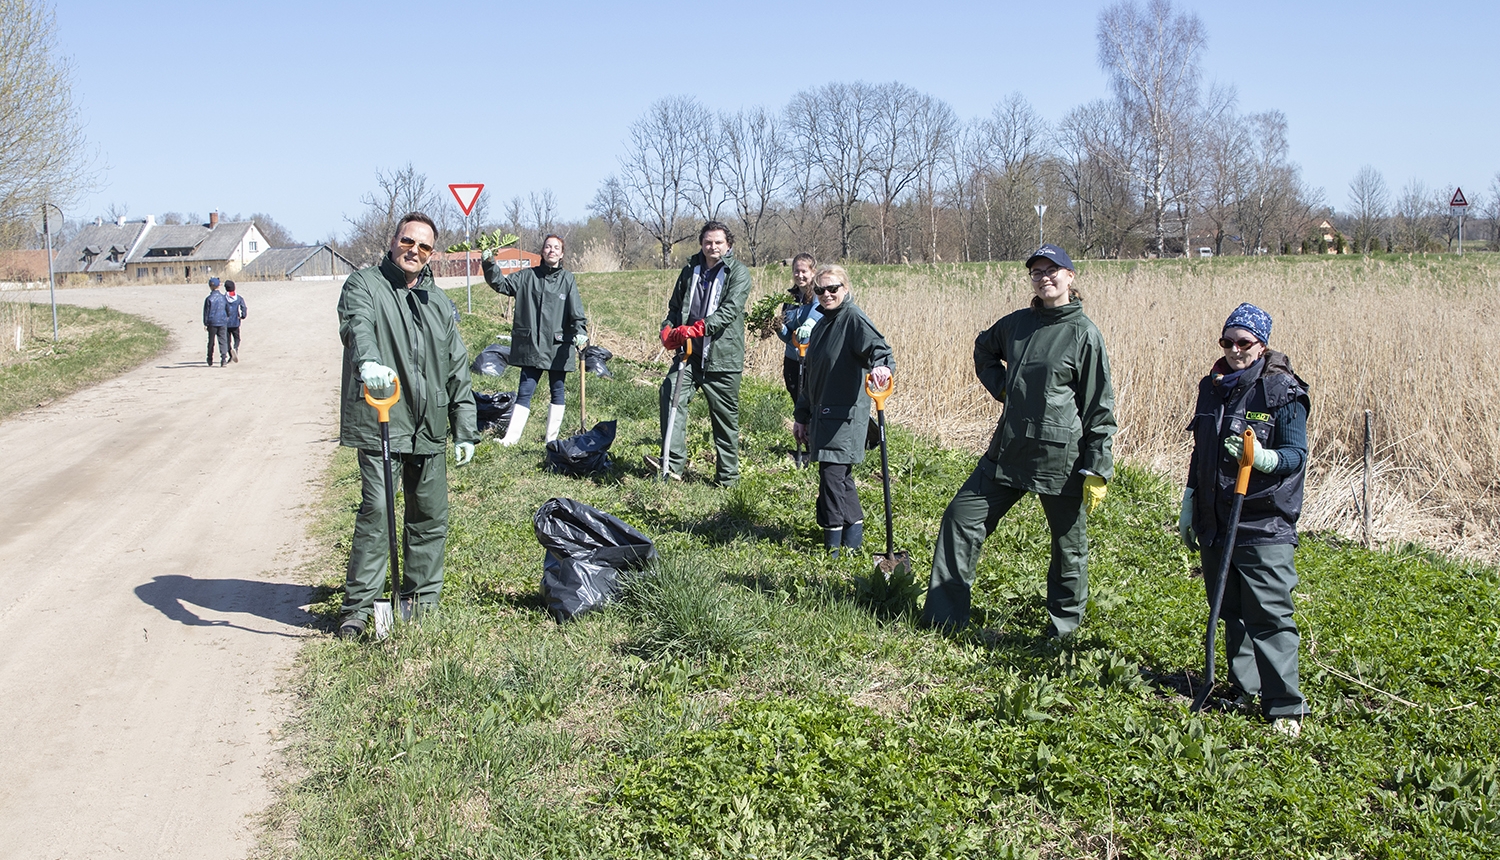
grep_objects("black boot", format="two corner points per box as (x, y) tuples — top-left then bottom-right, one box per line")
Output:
(843, 521), (864, 552)
(823, 527), (843, 559)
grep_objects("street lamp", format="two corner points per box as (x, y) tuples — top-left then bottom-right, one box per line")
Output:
(42, 202), (63, 342)
(1034, 201), (1047, 248)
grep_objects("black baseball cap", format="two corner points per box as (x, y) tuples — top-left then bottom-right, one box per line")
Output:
(1025, 244), (1075, 271)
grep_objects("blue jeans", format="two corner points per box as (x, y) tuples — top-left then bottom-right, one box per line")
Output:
(516, 367), (566, 408)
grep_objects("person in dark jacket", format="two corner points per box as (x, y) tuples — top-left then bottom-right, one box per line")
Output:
(224, 280), (246, 363)
(481, 234), (588, 445)
(203, 277), (230, 367)
(793, 264), (892, 556)
(921, 244), (1116, 638)
(336, 212), (478, 640)
(649, 221), (753, 486)
(1180, 302), (1310, 737)
(777, 253), (822, 467)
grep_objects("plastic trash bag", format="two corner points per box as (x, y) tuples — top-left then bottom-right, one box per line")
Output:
(475, 391), (516, 433)
(545, 420), (616, 476)
(471, 344), (511, 376)
(581, 344), (613, 378)
(535, 497), (657, 622)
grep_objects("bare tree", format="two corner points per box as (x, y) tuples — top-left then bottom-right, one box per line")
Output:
(1096, 0), (1207, 257)
(1393, 179), (1435, 252)
(1056, 99), (1141, 259)
(589, 175), (636, 263)
(909, 96), (959, 262)
(866, 82), (929, 263)
(1347, 165), (1389, 254)
(528, 190), (558, 240)
(786, 81), (879, 260)
(1234, 110), (1298, 255)
(619, 95), (704, 268)
(972, 93), (1049, 260)
(1198, 99), (1247, 256)
(1485, 173), (1500, 250)
(247, 212), (297, 247)
(0, 0), (93, 249)
(342, 163), (443, 266)
(718, 107), (788, 266)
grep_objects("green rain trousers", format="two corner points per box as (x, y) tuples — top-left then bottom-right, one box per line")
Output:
(657, 356), (741, 485)
(1199, 542), (1306, 719)
(342, 449), (449, 621)
(923, 461), (1090, 637)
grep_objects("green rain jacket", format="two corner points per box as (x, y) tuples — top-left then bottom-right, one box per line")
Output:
(977, 300), (1115, 497)
(661, 250), (753, 373)
(338, 256), (479, 454)
(794, 302), (893, 465)
(481, 260), (587, 372)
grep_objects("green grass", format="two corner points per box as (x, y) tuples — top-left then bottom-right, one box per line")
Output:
(269, 278), (1500, 859)
(0, 303), (169, 420)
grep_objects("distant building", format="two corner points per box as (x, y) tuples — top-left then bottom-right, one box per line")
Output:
(428, 247), (541, 278)
(0, 249), (58, 287)
(239, 245), (357, 281)
(52, 212), (269, 283)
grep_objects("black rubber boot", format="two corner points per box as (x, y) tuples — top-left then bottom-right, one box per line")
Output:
(843, 521), (864, 552)
(823, 527), (843, 558)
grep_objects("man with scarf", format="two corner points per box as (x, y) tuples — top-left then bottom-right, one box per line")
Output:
(1180, 302), (1310, 738)
(649, 221), (752, 486)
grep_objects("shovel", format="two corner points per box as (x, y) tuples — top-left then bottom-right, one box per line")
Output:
(659, 338), (692, 481)
(795, 337), (810, 468)
(577, 333), (588, 435)
(865, 371), (911, 581)
(1191, 427), (1256, 713)
(363, 378), (404, 641)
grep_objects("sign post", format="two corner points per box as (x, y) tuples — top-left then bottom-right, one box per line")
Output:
(1034, 201), (1047, 248)
(449, 183), (484, 311)
(1450, 187), (1468, 256)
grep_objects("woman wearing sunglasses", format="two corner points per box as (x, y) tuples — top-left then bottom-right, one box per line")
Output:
(482, 234), (588, 446)
(1180, 302), (1310, 738)
(793, 264), (893, 556)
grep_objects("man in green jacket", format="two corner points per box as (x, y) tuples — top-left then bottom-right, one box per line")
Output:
(650, 221), (753, 486)
(920, 245), (1117, 638)
(336, 212), (478, 639)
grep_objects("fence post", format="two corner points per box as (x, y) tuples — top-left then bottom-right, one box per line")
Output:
(1362, 410), (1373, 549)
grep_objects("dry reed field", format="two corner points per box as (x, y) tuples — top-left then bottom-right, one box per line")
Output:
(740, 257), (1500, 561)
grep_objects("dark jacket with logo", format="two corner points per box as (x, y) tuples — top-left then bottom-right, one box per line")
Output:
(338, 256), (478, 454)
(794, 302), (893, 464)
(661, 250), (752, 373)
(203, 291), (229, 327)
(978, 300), (1116, 497)
(1187, 350), (1310, 548)
(225, 294), (246, 328)
(481, 260), (587, 372)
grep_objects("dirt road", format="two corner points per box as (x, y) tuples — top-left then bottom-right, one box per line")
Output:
(0, 280), (343, 858)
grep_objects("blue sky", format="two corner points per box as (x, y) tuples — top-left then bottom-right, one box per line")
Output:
(56, 0), (1498, 243)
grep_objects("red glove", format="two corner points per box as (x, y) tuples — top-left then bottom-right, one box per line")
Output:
(681, 319), (706, 339)
(660, 326), (677, 349)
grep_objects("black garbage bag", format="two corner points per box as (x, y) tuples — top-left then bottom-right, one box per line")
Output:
(545, 420), (616, 476)
(535, 497), (657, 622)
(471, 344), (511, 376)
(475, 391), (516, 432)
(581, 344), (613, 378)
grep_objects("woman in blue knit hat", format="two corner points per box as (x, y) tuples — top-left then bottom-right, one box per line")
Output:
(1180, 302), (1310, 738)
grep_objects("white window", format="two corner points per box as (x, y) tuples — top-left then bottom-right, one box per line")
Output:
(249, 241), (258, 252)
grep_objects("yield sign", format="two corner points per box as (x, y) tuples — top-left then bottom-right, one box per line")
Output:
(449, 183), (484, 216)
(1450, 187), (1468, 208)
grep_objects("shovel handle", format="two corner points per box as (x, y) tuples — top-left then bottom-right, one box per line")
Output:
(362, 377), (401, 423)
(865, 372), (894, 411)
(796, 339), (808, 359)
(1234, 427), (1254, 494)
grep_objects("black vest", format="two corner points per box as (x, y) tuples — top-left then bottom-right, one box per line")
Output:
(1189, 353), (1310, 548)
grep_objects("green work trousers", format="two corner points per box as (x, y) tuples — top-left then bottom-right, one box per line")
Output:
(341, 449), (449, 622)
(921, 461), (1090, 637)
(1200, 542), (1305, 720)
(657, 358), (741, 484)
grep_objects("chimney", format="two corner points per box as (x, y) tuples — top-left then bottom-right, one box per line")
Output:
(116, 215), (127, 227)
(209, 211), (219, 229)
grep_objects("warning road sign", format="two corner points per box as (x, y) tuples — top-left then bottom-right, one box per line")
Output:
(1450, 187), (1468, 208)
(449, 183), (484, 216)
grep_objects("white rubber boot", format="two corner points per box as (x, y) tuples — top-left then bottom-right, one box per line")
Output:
(499, 404), (530, 446)
(544, 403), (567, 442)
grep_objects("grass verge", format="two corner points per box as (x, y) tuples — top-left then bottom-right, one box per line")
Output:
(0, 301), (169, 421)
(268, 280), (1500, 859)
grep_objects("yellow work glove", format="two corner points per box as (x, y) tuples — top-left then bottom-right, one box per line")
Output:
(1083, 475), (1107, 514)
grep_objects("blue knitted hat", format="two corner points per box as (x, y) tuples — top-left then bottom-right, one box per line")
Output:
(1223, 302), (1271, 345)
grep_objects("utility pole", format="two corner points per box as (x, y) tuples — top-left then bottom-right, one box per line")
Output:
(1034, 201), (1047, 248)
(43, 202), (61, 342)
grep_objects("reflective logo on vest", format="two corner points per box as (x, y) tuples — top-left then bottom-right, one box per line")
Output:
(1246, 411), (1271, 422)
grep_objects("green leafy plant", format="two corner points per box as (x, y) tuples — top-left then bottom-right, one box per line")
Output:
(446, 228), (520, 254)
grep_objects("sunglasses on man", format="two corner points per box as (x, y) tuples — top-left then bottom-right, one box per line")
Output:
(397, 236), (435, 256)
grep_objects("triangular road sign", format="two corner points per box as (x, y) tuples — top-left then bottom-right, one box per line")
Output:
(1450, 187), (1468, 208)
(449, 183), (484, 216)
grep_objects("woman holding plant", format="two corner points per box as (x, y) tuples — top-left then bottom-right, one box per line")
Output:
(481, 234), (588, 446)
(777, 252), (822, 465)
(1180, 302), (1309, 737)
(793, 264), (893, 557)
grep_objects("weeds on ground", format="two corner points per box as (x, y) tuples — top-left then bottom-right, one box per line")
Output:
(0, 301), (168, 420)
(271, 281), (1500, 859)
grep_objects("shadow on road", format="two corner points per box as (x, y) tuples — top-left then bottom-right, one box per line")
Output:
(157, 362), (223, 369)
(135, 574), (316, 636)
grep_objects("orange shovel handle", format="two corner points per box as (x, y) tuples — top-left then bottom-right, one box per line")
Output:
(363, 377), (401, 423)
(864, 372), (894, 411)
(1233, 427), (1254, 494)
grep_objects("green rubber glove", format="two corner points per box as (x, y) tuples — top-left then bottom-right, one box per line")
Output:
(796, 318), (817, 343)
(454, 442), (474, 466)
(574, 334), (588, 349)
(1223, 435), (1280, 473)
(359, 361), (396, 391)
(1178, 488), (1199, 550)
(1083, 475), (1107, 514)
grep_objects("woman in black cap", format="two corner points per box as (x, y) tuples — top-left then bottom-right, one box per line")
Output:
(1180, 302), (1310, 737)
(920, 244), (1116, 639)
